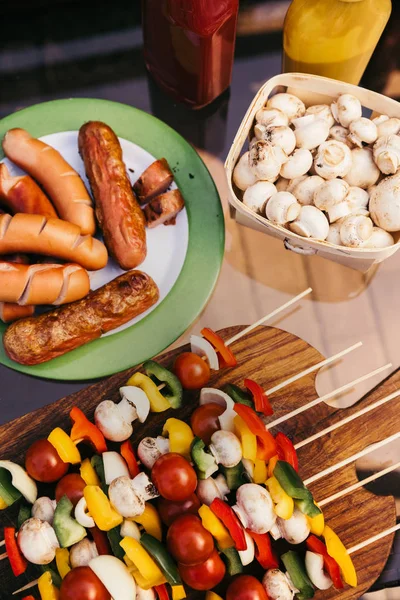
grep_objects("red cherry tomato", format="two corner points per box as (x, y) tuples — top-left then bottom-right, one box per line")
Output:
(25, 439), (68, 483)
(173, 352), (210, 390)
(190, 402), (224, 445)
(60, 566), (111, 600)
(55, 473), (86, 507)
(226, 575), (269, 600)
(178, 548), (225, 590)
(157, 493), (201, 526)
(167, 514), (214, 565)
(151, 453), (197, 501)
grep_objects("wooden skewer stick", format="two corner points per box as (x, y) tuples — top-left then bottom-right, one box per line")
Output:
(303, 429), (400, 486)
(319, 460), (400, 507)
(0, 540), (4, 547)
(0, 551), (7, 560)
(225, 287), (312, 346)
(265, 341), (362, 396)
(295, 389), (400, 450)
(347, 524), (400, 555)
(265, 362), (392, 430)
(12, 578), (39, 595)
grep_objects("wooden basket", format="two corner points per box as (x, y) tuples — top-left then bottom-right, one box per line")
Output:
(225, 73), (400, 272)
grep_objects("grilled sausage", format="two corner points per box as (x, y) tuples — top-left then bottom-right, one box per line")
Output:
(3, 270), (159, 365)
(133, 159), (174, 204)
(78, 121), (147, 270)
(0, 163), (57, 218)
(144, 189), (185, 228)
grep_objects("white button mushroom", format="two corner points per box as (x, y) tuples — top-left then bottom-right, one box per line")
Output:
(289, 206), (329, 240)
(277, 507), (310, 544)
(131, 472), (159, 501)
(243, 181), (278, 213)
(32, 497), (56, 524)
(329, 124), (352, 147)
(267, 93), (306, 122)
(265, 192), (301, 225)
(348, 117), (378, 147)
(249, 141), (287, 182)
(75, 496), (95, 528)
(286, 175), (308, 194)
(280, 149), (313, 180)
(373, 135), (400, 174)
(275, 177), (290, 192)
(235, 483), (276, 534)
(331, 94), (362, 127)
(137, 436), (170, 469)
(94, 386), (150, 442)
(373, 115), (400, 137)
(137, 586), (157, 600)
(314, 140), (352, 179)
(346, 186), (369, 213)
(70, 538), (99, 568)
(108, 476), (145, 518)
(18, 518), (59, 565)
(290, 175), (324, 205)
(305, 104), (335, 128)
(120, 519), (141, 540)
(340, 214), (374, 247)
(369, 173), (400, 231)
(326, 221), (343, 246)
(263, 569), (296, 600)
(314, 178), (351, 222)
(362, 227), (394, 248)
(292, 115), (330, 150)
(254, 125), (296, 156)
(196, 474), (229, 506)
(233, 152), (257, 191)
(209, 430), (242, 468)
(255, 107), (289, 128)
(344, 147), (380, 189)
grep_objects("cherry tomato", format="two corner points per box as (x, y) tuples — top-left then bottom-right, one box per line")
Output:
(167, 514), (214, 565)
(60, 566), (111, 600)
(55, 473), (86, 507)
(173, 352), (210, 390)
(25, 439), (68, 483)
(158, 493), (201, 526)
(226, 575), (269, 600)
(178, 548), (225, 590)
(151, 453), (197, 501)
(190, 402), (224, 445)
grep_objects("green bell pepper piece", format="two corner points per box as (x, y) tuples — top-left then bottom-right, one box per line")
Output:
(53, 495), (87, 548)
(191, 437), (219, 479)
(274, 461), (321, 518)
(282, 551), (315, 600)
(91, 455), (108, 494)
(222, 461), (251, 491)
(140, 533), (182, 586)
(0, 467), (21, 506)
(17, 503), (31, 529)
(220, 546), (243, 576)
(224, 384), (254, 407)
(107, 526), (125, 560)
(143, 360), (183, 409)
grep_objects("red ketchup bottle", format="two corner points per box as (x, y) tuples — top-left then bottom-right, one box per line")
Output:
(142, 0), (239, 109)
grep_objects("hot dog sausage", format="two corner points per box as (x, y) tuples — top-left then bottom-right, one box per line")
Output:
(0, 303), (34, 323)
(78, 122), (147, 270)
(2, 128), (96, 234)
(3, 271), (159, 365)
(0, 163), (57, 218)
(133, 158), (174, 204)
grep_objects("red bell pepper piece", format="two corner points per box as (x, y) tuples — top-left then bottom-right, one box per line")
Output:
(210, 498), (247, 551)
(234, 403), (277, 461)
(70, 406), (107, 453)
(4, 527), (27, 577)
(89, 526), (111, 555)
(22, 597), (37, 600)
(244, 379), (273, 416)
(121, 440), (140, 478)
(247, 530), (279, 569)
(306, 535), (344, 589)
(275, 432), (299, 472)
(201, 327), (237, 368)
(155, 584), (170, 600)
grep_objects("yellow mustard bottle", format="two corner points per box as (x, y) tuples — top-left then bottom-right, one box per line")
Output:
(283, 0), (392, 85)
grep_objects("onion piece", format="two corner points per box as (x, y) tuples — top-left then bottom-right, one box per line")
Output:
(199, 388), (236, 432)
(239, 529), (255, 566)
(103, 451), (130, 485)
(119, 386), (150, 423)
(190, 335), (219, 370)
(89, 554), (136, 600)
(120, 519), (141, 540)
(305, 551), (333, 590)
(75, 497), (95, 528)
(0, 460), (37, 503)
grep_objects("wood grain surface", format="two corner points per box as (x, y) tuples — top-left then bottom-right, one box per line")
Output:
(0, 325), (397, 599)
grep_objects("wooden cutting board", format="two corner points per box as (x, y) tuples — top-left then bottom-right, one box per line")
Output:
(0, 325), (398, 600)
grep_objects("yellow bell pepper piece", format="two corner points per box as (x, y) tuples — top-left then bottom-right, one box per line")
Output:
(127, 372), (170, 413)
(323, 525), (357, 587)
(55, 548), (71, 579)
(80, 458), (100, 486)
(266, 476), (294, 520)
(162, 418), (194, 457)
(206, 592), (223, 600)
(172, 585), (186, 600)
(131, 502), (162, 541)
(48, 428), (81, 464)
(38, 571), (60, 600)
(120, 536), (166, 587)
(234, 415), (257, 461)
(84, 485), (122, 531)
(198, 504), (234, 549)
(0, 496), (8, 510)
(253, 458), (267, 484)
(267, 455), (279, 478)
(307, 504), (325, 536)
(123, 557), (156, 590)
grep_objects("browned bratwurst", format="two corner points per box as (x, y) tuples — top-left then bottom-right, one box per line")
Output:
(3, 270), (159, 365)
(78, 121), (147, 270)
(133, 158), (174, 204)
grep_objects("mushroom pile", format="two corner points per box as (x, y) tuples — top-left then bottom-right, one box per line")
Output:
(233, 92), (400, 249)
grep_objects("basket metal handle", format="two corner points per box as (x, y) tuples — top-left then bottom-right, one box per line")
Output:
(284, 238), (317, 256)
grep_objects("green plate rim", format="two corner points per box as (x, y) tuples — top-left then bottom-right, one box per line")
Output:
(0, 98), (224, 380)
